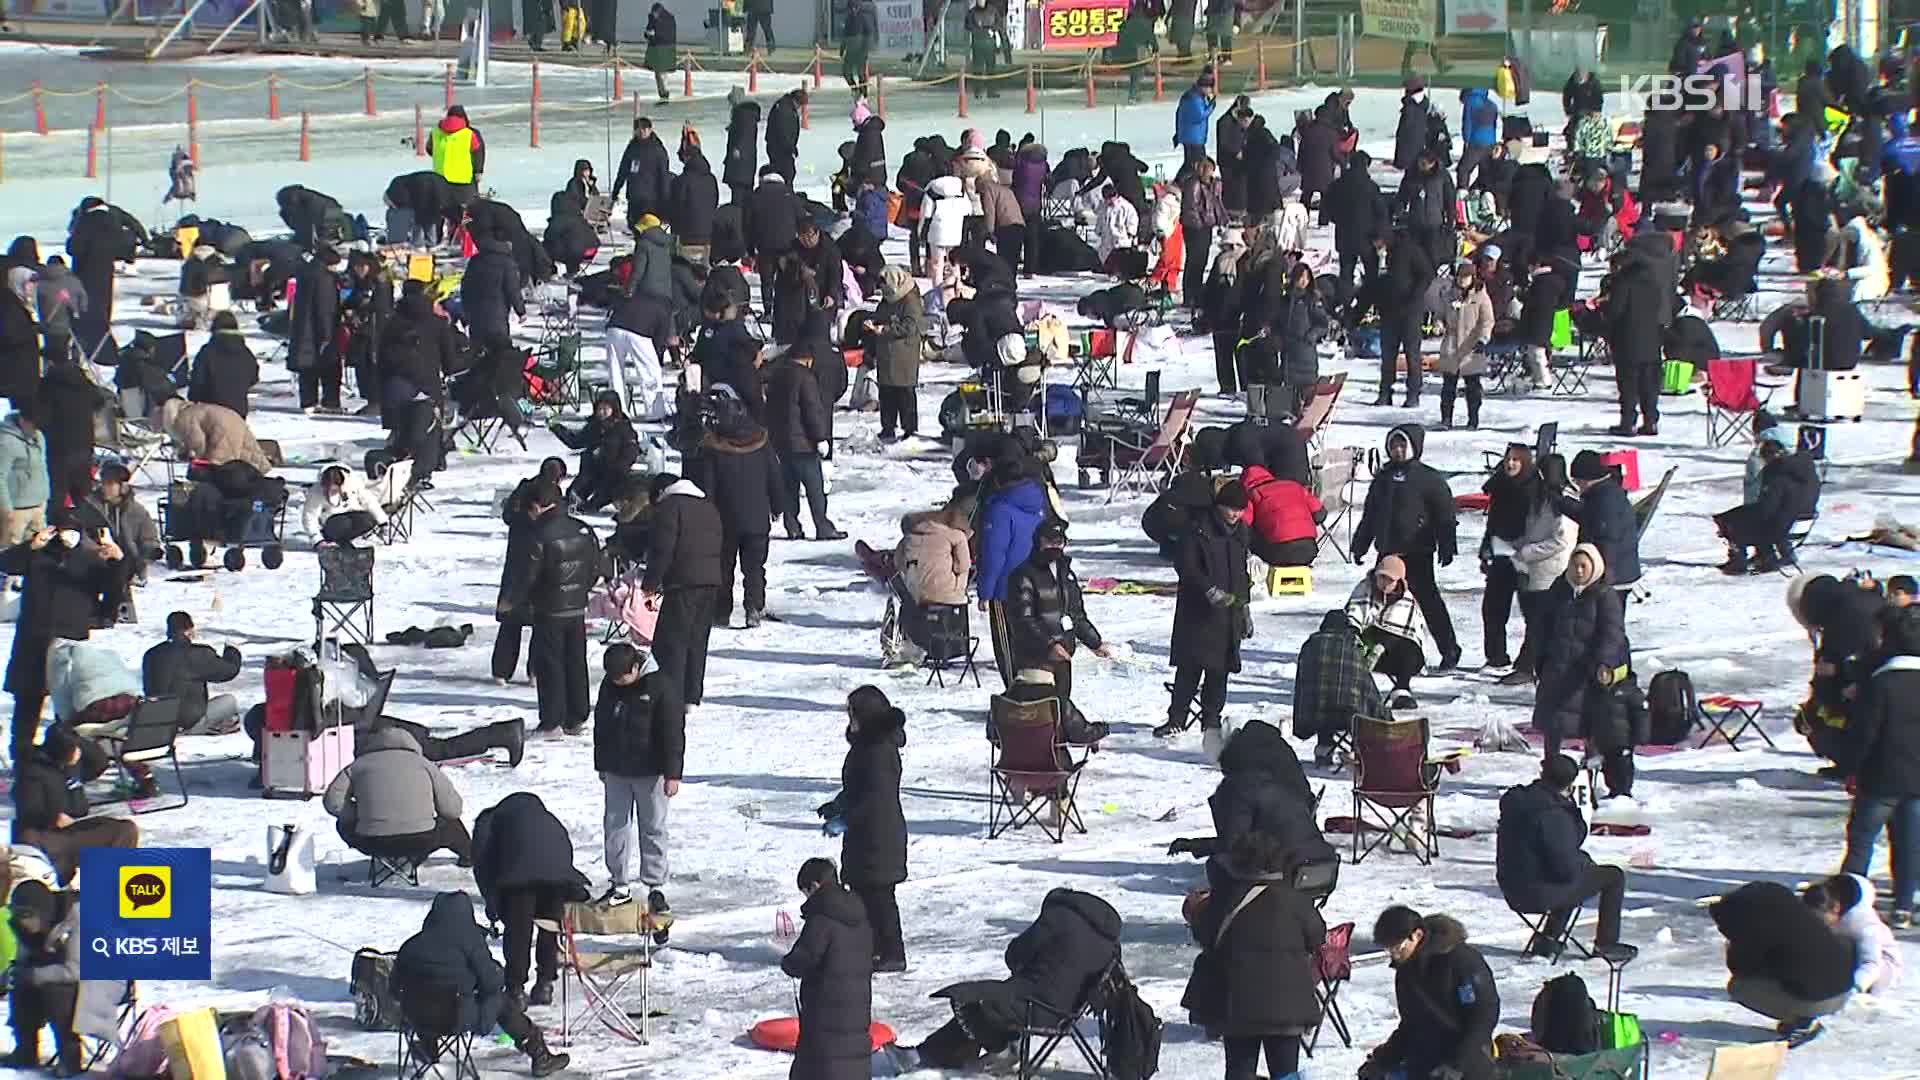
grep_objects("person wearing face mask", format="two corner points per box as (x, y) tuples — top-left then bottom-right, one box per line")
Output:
(1161, 482), (1252, 758)
(1346, 555), (1427, 710)
(2, 527), (122, 767)
(1358, 905), (1499, 1080)
(1352, 425), (1460, 671)
(1004, 521), (1113, 695)
(815, 686), (908, 973)
(1532, 543), (1636, 798)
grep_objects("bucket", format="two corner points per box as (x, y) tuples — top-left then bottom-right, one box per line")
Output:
(264, 823), (317, 895)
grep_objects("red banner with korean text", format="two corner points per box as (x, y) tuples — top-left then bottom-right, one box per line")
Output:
(1040, 0), (1129, 49)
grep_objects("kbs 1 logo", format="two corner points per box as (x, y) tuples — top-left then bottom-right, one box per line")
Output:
(1616, 73), (1768, 114)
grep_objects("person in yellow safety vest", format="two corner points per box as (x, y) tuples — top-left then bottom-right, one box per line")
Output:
(430, 105), (487, 204)
(558, 0), (585, 50)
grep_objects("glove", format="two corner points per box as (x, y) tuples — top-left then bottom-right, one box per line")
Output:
(1430, 1066), (1466, 1080)
(1478, 551), (1493, 575)
(815, 799), (841, 820)
(822, 817), (847, 837)
(1356, 1057), (1392, 1080)
(1166, 838), (1193, 857)
(1206, 586), (1234, 608)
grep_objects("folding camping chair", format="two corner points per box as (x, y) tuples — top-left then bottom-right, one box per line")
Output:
(1304, 922), (1354, 1055)
(376, 481), (435, 545)
(396, 981), (480, 1080)
(1696, 694), (1777, 751)
(1349, 713), (1441, 865)
(987, 695), (1089, 842)
(1292, 373), (1347, 455)
(1010, 957), (1123, 1080)
(1704, 357), (1773, 447)
(541, 914), (656, 1047)
(1631, 466), (1678, 541)
(1706, 287), (1759, 322)
(1549, 321), (1605, 396)
(532, 318), (587, 418)
(1313, 447), (1362, 563)
(1480, 342), (1530, 394)
(921, 600), (981, 688)
(314, 545), (376, 648)
(1510, 899), (1596, 964)
(64, 981), (137, 1071)
(368, 849), (422, 888)
(1103, 389), (1200, 502)
(113, 696), (188, 813)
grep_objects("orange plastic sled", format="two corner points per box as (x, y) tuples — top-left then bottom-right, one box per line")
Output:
(748, 1016), (896, 1053)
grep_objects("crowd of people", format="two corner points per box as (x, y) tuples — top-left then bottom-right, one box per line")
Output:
(0, 13), (1919, 1078)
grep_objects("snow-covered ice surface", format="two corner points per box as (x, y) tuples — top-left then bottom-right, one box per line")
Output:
(0, 55), (1917, 1078)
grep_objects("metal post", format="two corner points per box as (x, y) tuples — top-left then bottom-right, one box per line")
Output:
(1294, 0), (1305, 80)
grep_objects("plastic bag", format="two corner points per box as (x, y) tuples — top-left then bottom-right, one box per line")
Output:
(317, 653), (375, 709)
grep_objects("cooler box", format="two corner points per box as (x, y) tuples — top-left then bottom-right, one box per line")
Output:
(1798, 370), (1866, 421)
(1601, 449), (1640, 491)
(262, 725), (354, 799)
(263, 663), (300, 733)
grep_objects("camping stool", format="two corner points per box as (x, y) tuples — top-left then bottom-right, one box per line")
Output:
(369, 852), (421, 889)
(1265, 565), (1313, 597)
(1155, 681), (1203, 737)
(1511, 901), (1594, 964)
(538, 915), (655, 1047)
(1696, 695), (1775, 751)
(314, 545), (377, 649)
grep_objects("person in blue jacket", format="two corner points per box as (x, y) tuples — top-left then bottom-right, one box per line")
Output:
(1175, 70), (1218, 176)
(976, 462), (1049, 686)
(1456, 86), (1500, 190)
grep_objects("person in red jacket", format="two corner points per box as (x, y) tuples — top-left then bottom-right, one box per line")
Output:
(1243, 464), (1325, 567)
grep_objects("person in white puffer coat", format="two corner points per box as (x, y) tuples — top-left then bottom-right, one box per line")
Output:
(1805, 872), (1902, 994)
(1096, 186), (1140, 266)
(919, 174), (969, 289)
(1831, 213), (1888, 301)
(304, 464), (388, 545)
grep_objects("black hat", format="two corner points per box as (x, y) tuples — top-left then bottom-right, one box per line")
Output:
(1036, 520), (1069, 544)
(1570, 450), (1608, 482)
(1542, 753), (1581, 788)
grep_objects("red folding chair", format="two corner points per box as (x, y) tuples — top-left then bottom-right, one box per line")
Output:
(1349, 714), (1441, 865)
(1304, 921), (1354, 1055)
(987, 696), (1089, 843)
(1704, 357), (1771, 448)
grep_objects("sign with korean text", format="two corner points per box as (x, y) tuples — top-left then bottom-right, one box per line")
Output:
(877, 0), (925, 54)
(1444, 0), (1505, 34)
(1361, 0), (1435, 42)
(80, 848), (212, 981)
(1040, 0), (1127, 50)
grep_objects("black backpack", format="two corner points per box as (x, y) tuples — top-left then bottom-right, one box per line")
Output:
(1531, 972), (1601, 1054)
(1647, 669), (1696, 746)
(1100, 965), (1162, 1080)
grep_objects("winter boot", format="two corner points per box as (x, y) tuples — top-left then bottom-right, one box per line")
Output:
(522, 1032), (569, 1077)
(744, 609), (765, 628)
(6, 1028), (39, 1068)
(492, 719), (525, 767)
(1717, 547), (1750, 575)
(813, 519), (848, 542)
(432, 726), (499, 762)
(528, 979), (554, 1007)
(782, 513), (805, 540)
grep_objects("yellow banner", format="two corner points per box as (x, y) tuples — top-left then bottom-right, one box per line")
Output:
(1362, 0), (1436, 43)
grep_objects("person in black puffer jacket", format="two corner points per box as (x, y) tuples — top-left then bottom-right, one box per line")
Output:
(917, 889), (1122, 1068)
(1360, 907), (1499, 1080)
(1005, 520), (1108, 688)
(781, 858), (875, 1080)
(384, 170), (459, 245)
(460, 236), (525, 350)
(1602, 240), (1669, 437)
(1713, 439), (1821, 574)
(688, 410), (779, 626)
(1165, 482), (1253, 747)
(499, 481), (601, 734)
(493, 460), (568, 684)
(393, 892), (569, 1076)
(1562, 450), (1642, 593)
(763, 343), (842, 540)
(1325, 149), (1387, 303)
(765, 89), (804, 184)
(1531, 543), (1633, 793)
(1352, 424), (1460, 667)
(722, 92), (763, 209)
(11, 723), (135, 879)
(592, 642), (685, 909)
(1497, 754), (1631, 955)
(642, 474), (725, 708)
(188, 312), (259, 418)
(3, 531), (121, 769)
(378, 282), (459, 480)
(472, 792), (592, 1006)
(543, 191), (599, 277)
(276, 184), (347, 251)
(1141, 470), (1221, 561)
(554, 392), (641, 512)
(816, 686), (908, 971)
(1175, 719), (1334, 895)
(611, 117), (673, 227)
(1181, 830), (1326, 1079)
(1840, 607), (1920, 922)
(668, 141), (719, 251)
(467, 199), (554, 285)
(1709, 881), (1854, 1039)
(1375, 231), (1436, 405)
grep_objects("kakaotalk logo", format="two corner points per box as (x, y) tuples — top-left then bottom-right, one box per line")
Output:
(118, 866), (172, 919)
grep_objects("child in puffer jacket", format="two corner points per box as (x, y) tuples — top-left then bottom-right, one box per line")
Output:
(1805, 873), (1902, 994)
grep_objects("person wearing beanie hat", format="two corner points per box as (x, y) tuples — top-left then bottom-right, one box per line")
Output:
(1004, 517), (1112, 694)
(1160, 480), (1252, 758)
(498, 478), (602, 733)
(1496, 753), (1635, 960)
(593, 642), (684, 911)
(1564, 450), (1641, 593)
(1345, 554), (1429, 708)
(1889, 575), (1918, 607)
(1533, 542), (1637, 799)
(1352, 425), (1461, 670)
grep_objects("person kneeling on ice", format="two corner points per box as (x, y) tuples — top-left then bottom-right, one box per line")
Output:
(781, 857), (876, 1080)
(1709, 881), (1855, 1045)
(594, 643), (683, 913)
(392, 892), (568, 1077)
(322, 727), (472, 871)
(1804, 874), (1902, 994)
(817, 687), (909, 973)
(1294, 609), (1385, 767)
(999, 666), (1109, 747)
(913, 888), (1121, 1070)
(1358, 906), (1499, 1080)
(1496, 754), (1636, 963)
(1346, 556), (1428, 710)
(471, 792), (592, 1007)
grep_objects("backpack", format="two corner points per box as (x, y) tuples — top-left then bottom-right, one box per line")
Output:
(1530, 972), (1601, 1055)
(1099, 966), (1162, 1080)
(1646, 669), (1696, 745)
(248, 1001), (327, 1079)
(350, 947), (402, 1031)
